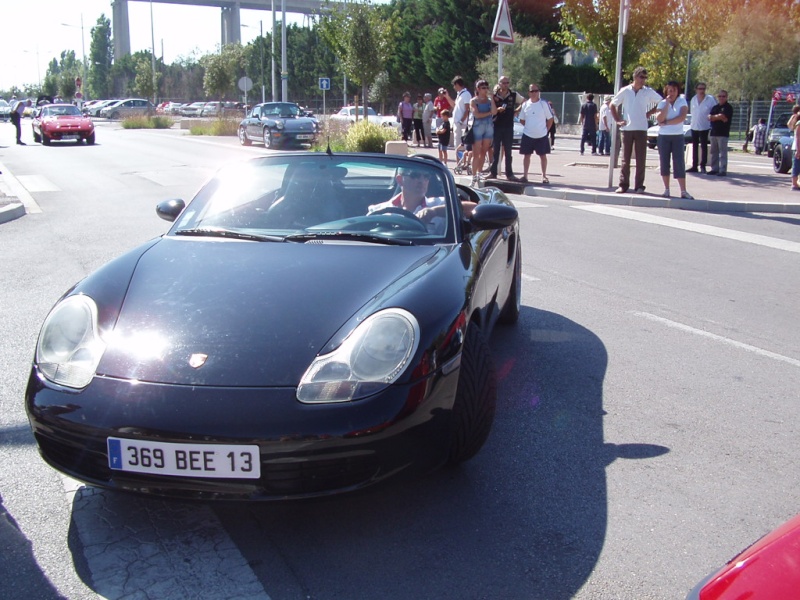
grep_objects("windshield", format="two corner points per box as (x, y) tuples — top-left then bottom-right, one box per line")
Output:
(44, 105), (81, 117)
(261, 103), (300, 117)
(171, 155), (456, 244)
(0, 100), (8, 108)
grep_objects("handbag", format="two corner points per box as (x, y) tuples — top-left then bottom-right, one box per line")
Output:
(463, 124), (475, 145)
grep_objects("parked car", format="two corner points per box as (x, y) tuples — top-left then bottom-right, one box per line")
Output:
(773, 134), (793, 173)
(32, 103), (95, 145)
(647, 113), (693, 149)
(157, 101), (183, 115)
(330, 105), (397, 128)
(180, 101), (207, 117)
(238, 102), (319, 148)
(84, 99), (116, 117)
(201, 101), (223, 117)
(0, 99), (10, 121)
(100, 98), (154, 120)
(766, 112), (791, 157)
(685, 513), (800, 599)
(25, 152), (520, 501)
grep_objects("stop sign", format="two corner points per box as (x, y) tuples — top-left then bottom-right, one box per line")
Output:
(76, 76), (83, 88)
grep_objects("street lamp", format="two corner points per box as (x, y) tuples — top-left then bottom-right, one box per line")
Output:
(60, 14), (86, 102)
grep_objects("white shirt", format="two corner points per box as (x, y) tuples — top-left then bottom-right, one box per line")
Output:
(611, 84), (662, 131)
(422, 100), (435, 121)
(690, 94), (717, 132)
(367, 194), (446, 234)
(453, 88), (472, 124)
(656, 96), (688, 136)
(598, 103), (610, 131)
(519, 99), (553, 139)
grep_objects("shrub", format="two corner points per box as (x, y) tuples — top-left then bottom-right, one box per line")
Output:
(189, 117), (240, 136)
(121, 115), (175, 129)
(344, 120), (400, 153)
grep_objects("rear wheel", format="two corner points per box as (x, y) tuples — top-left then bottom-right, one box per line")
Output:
(774, 143), (792, 174)
(448, 324), (497, 465)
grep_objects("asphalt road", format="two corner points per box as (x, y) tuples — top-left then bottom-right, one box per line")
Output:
(1, 121), (799, 599)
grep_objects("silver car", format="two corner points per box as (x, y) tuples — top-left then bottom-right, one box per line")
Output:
(100, 98), (155, 120)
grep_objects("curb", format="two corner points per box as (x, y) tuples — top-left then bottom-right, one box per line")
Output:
(0, 201), (26, 225)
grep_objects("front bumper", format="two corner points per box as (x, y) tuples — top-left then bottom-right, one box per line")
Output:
(26, 364), (459, 500)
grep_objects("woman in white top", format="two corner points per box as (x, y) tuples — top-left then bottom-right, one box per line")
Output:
(655, 81), (693, 199)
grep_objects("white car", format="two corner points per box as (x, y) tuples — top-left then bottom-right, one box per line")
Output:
(330, 106), (396, 128)
(647, 113), (692, 149)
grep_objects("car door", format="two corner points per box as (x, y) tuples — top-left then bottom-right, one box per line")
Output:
(247, 106), (261, 139)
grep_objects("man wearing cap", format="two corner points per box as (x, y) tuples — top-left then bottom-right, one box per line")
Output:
(610, 67), (662, 193)
(598, 95), (612, 156)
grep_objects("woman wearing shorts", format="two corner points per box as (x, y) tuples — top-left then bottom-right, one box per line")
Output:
(468, 79), (497, 185)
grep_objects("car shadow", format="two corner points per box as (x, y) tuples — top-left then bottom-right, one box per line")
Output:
(61, 307), (669, 598)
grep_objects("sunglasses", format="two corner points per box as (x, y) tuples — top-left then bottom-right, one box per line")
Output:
(529, 89), (540, 93)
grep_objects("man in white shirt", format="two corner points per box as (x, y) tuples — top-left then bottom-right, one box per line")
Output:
(518, 84), (554, 183)
(610, 67), (662, 193)
(687, 82), (717, 173)
(422, 93), (435, 148)
(598, 95), (612, 155)
(450, 76), (472, 150)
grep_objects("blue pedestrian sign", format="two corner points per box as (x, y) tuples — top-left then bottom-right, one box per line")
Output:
(319, 77), (331, 91)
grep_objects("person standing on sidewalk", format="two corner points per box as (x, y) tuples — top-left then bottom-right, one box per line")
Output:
(578, 93), (599, 155)
(489, 75), (521, 180)
(397, 92), (414, 144)
(518, 84), (554, 184)
(609, 67), (662, 193)
(451, 76), (472, 151)
(687, 82), (716, 173)
(598, 95), (612, 155)
(655, 81), (693, 199)
(433, 88), (452, 130)
(422, 93), (435, 148)
(708, 90), (733, 176)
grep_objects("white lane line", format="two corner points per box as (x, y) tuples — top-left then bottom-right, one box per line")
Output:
(16, 175), (61, 192)
(573, 204), (800, 254)
(513, 201), (548, 208)
(522, 274), (540, 282)
(61, 475), (271, 599)
(633, 312), (800, 369)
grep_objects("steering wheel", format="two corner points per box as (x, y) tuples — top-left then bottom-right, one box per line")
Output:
(371, 206), (428, 231)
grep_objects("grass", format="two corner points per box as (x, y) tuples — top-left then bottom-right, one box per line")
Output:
(121, 115), (175, 129)
(188, 117), (240, 136)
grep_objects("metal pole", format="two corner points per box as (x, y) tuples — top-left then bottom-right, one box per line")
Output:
(260, 20), (265, 103)
(685, 50), (691, 101)
(81, 14), (87, 103)
(271, 0), (276, 102)
(607, 0), (628, 188)
(498, 45), (503, 79)
(281, 0), (287, 102)
(150, 1), (157, 106)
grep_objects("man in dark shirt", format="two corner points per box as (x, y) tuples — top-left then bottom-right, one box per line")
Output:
(708, 90), (733, 176)
(579, 93), (598, 155)
(488, 75), (521, 179)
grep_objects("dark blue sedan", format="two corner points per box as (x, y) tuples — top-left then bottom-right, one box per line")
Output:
(238, 102), (318, 149)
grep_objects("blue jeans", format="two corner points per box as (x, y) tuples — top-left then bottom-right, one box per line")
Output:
(598, 130), (611, 154)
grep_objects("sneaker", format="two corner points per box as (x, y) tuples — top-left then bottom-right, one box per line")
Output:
(488, 172), (498, 179)
(615, 187), (627, 194)
(681, 191), (694, 199)
(686, 167), (698, 173)
(708, 170), (718, 175)
(634, 186), (646, 194)
(591, 152), (598, 155)
(661, 189), (671, 198)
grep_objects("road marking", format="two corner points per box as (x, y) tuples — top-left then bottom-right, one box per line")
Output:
(0, 161), (43, 213)
(512, 200), (548, 208)
(573, 204), (800, 254)
(16, 175), (60, 192)
(60, 475), (271, 599)
(522, 273), (540, 282)
(633, 312), (800, 369)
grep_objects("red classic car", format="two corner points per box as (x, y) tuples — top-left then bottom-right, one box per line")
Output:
(32, 103), (96, 145)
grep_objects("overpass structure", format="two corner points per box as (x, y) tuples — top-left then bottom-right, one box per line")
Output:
(111, 0), (324, 59)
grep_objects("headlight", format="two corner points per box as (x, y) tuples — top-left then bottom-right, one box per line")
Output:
(36, 295), (105, 389)
(276, 121), (285, 130)
(297, 308), (420, 403)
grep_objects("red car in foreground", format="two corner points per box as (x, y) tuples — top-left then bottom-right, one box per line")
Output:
(686, 513), (800, 599)
(32, 103), (95, 145)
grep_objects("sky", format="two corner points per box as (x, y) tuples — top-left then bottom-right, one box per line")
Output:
(1, 0), (312, 91)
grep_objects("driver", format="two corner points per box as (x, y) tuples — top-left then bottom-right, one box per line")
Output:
(367, 165), (475, 234)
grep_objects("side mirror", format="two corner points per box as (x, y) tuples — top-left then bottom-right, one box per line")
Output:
(463, 203), (518, 233)
(156, 199), (186, 222)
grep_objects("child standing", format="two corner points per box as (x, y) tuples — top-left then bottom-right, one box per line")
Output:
(436, 109), (452, 163)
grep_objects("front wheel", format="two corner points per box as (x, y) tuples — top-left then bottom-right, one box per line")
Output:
(263, 128), (274, 149)
(86, 132), (96, 145)
(32, 129), (41, 143)
(448, 324), (497, 465)
(42, 133), (51, 146)
(239, 126), (251, 146)
(774, 144), (792, 174)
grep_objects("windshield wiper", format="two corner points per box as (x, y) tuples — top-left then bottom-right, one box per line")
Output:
(283, 232), (415, 246)
(173, 227), (284, 242)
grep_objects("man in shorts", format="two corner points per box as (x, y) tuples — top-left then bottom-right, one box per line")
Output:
(518, 84), (554, 183)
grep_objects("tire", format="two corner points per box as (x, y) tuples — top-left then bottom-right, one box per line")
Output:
(32, 129), (41, 143)
(774, 144), (791, 174)
(448, 324), (497, 465)
(263, 128), (277, 149)
(239, 126), (251, 146)
(86, 133), (95, 145)
(498, 247), (521, 325)
(111, 111), (120, 120)
(42, 134), (51, 146)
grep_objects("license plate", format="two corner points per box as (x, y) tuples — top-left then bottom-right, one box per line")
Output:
(61, 134), (80, 140)
(107, 437), (260, 479)
(296, 134), (313, 140)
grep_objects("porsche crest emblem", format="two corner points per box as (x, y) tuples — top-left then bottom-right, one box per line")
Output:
(189, 353), (208, 368)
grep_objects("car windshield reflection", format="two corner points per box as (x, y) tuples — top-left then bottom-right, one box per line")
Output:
(171, 156), (455, 244)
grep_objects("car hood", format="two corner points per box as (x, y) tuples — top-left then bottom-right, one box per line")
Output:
(278, 118), (316, 132)
(96, 237), (441, 387)
(42, 115), (91, 125)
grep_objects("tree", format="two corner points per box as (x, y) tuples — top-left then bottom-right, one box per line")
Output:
(202, 43), (246, 100)
(88, 15), (113, 100)
(475, 36), (553, 91)
(318, 0), (397, 116)
(134, 55), (161, 101)
(699, 2), (800, 102)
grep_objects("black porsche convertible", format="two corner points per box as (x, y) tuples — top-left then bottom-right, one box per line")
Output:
(25, 152), (522, 501)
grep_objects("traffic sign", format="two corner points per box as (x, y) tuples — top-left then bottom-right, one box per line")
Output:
(238, 77), (253, 93)
(319, 77), (331, 91)
(492, 0), (515, 44)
